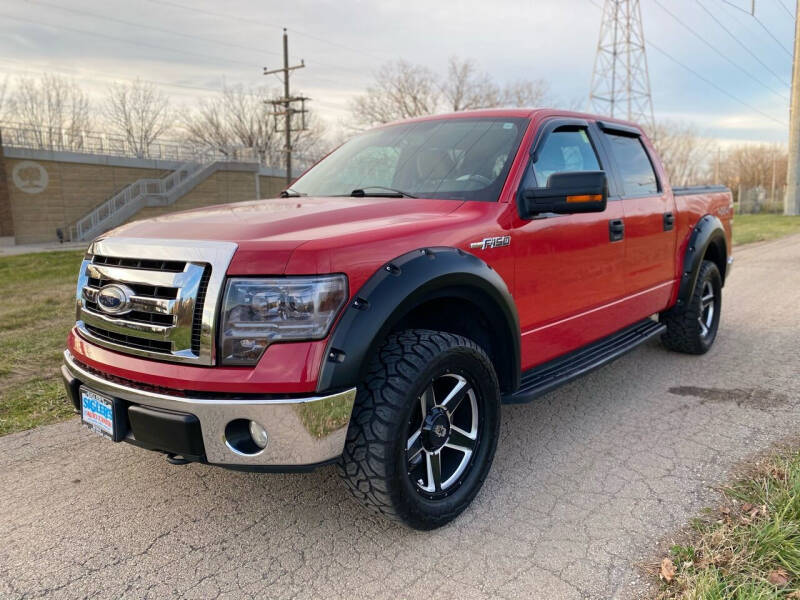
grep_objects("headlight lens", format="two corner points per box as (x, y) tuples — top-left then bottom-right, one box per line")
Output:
(219, 275), (348, 365)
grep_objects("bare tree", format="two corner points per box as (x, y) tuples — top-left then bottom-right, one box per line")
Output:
(649, 121), (713, 187)
(350, 60), (441, 127)
(104, 79), (173, 157)
(182, 84), (327, 166)
(442, 57), (500, 111)
(499, 79), (551, 108)
(6, 74), (91, 149)
(0, 76), (8, 121)
(350, 57), (554, 128)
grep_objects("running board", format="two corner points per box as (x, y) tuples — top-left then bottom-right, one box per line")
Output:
(502, 318), (666, 404)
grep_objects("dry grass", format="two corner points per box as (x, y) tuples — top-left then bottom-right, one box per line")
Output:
(652, 451), (800, 599)
(0, 250), (84, 435)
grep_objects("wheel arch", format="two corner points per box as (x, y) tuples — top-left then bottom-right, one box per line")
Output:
(316, 247), (521, 395)
(675, 214), (728, 310)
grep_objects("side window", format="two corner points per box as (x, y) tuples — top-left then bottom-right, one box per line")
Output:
(530, 128), (601, 187)
(604, 133), (659, 196)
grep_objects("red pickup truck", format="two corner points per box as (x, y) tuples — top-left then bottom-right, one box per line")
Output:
(62, 109), (733, 529)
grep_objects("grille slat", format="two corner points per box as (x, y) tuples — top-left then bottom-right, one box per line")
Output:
(85, 325), (173, 353)
(191, 266), (212, 355)
(93, 255), (186, 273)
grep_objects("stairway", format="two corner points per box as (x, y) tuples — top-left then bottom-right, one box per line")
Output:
(68, 161), (227, 242)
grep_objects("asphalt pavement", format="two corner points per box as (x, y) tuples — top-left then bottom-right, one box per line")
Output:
(2, 234), (799, 599)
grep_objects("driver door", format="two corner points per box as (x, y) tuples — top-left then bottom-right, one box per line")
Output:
(512, 119), (627, 370)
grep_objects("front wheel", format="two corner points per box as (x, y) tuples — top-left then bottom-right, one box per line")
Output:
(338, 329), (500, 530)
(661, 259), (722, 354)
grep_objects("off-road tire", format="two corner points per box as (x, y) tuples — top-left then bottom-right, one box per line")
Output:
(661, 259), (722, 354)
(337, 329), (500, 530)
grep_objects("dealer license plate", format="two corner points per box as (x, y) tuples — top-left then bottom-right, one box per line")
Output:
(81, 388), (114, 438)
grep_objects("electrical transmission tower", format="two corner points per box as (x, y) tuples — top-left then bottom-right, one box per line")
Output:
(264, 29), (309, 186)
(589, 0), (655, 131)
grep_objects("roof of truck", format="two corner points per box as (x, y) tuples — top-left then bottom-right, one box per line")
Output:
(386, 108), (643, 132)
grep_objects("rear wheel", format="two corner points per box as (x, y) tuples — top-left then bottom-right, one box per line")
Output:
(661, 259), (722, 354)
(338, 329), (500, 530)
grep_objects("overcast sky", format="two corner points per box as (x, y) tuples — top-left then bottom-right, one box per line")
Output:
(0, 0), (794, 146)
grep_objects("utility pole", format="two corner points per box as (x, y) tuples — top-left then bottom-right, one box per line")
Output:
(264, 29), (309, 187)
(589, 0), (655, 132)
(785, 0), (800, 215)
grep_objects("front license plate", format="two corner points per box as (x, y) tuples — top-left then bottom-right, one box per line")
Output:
(81, 388), (114, 438)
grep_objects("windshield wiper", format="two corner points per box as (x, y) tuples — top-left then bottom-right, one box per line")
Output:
(350, 186), (417, 198)
(280, 188), (306, 198)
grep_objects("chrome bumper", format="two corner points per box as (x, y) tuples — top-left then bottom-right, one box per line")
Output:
(62, 351), (356, 467)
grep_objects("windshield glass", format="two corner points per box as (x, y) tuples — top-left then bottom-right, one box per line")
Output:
(291, 117), (529, 201)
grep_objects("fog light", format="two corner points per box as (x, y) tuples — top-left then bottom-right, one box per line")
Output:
(249, 420), (269, 449)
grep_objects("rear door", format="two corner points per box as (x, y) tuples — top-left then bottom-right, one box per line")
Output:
(512, 118), (627, 369)
(598, 123), (677, 315)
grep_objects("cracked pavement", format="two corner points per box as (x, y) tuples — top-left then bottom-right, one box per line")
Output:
(2, 234), (799, 599)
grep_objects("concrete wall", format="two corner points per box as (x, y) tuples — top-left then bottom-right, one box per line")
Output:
(0, 134), (14, 239)
(0, 148), (286, 245)
(3, 156), (165, 244)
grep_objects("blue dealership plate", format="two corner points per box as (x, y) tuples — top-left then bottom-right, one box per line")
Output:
(81, 388), (114, 438)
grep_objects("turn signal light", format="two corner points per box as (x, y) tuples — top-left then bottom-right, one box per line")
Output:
(566, 194), (603, 203)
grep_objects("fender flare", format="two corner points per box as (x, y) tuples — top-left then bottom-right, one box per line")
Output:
(316, 247), (521, 394)
(674, 214), (728, 309)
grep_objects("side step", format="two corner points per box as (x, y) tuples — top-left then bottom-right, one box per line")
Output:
(502, 318), (666, 404)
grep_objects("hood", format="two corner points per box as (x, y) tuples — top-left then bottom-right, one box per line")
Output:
(107, 196), (465, 273)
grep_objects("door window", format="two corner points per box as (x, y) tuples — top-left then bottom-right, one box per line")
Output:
(604, 133), (659, 197)
(530, 128), (601, 187)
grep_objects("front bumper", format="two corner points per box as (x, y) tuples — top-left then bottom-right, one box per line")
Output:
(62, 350), (356, 469)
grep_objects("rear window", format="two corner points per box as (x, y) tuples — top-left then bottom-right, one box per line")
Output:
(604, 132), (659, 197)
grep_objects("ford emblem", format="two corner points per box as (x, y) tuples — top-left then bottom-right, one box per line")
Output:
(96, 283), (134, 315)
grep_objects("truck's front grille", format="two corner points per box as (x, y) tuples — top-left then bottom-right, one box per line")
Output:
(74, 238), (238, 365)
(85, 325), (174, 353)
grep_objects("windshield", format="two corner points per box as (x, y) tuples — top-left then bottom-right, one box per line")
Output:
(291, 117), (529, 201)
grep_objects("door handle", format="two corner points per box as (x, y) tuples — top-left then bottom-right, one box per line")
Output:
(663, 212), (675, 231)
(609, 219), (625, 242)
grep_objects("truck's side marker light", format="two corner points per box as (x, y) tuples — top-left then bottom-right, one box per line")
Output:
(566, 194), (602, 203)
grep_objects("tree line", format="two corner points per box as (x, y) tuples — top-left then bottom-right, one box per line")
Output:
(0, 60), (787, 203)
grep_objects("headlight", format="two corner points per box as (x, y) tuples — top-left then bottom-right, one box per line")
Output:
(219, 275), (348, 365)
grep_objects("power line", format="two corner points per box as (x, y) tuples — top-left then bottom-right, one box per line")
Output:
(0, 11), (257, 69)
(774, 0), (795, 18)
(696, 1), (791, 87)
(647, 39), (788, 125)
(650, 0), (789, 101)
(139, 0), (390, 67)
(0, 56), (351, 114)
(23, 0), (280, 58)
(752, 14), (794, 57)
(20, 0), (370, 79)
(717, 0), (794, 56)
(587, 0), (788, 126)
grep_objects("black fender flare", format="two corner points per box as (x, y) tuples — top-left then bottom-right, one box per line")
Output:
(316, 247), (521, 394)
(674, 214), (728, 309)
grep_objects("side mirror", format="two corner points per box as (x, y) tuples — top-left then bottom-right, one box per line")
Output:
(520, 171), (608, 218)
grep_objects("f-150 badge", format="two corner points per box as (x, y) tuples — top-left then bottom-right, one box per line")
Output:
(470, 236), (510, 250)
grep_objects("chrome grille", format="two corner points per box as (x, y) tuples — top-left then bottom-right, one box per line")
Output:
(75, 237), (238, 365)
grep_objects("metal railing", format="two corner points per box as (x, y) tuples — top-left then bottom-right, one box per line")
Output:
(0, 122), (266, 163)
(69, 161), (207, 241)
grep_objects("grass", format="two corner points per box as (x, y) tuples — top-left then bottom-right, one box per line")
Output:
(0, 250), (85, 435)
(733, 215), (800, 246)
(654, 450), (800, 599)
(0, 213), (799, 437)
